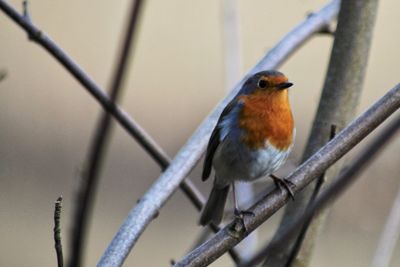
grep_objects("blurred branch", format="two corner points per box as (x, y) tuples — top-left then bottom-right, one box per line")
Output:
(370, 184), (400, 267)
(98, 2), (343, 266)
(53, 196), (64, 267)
(69, 1), (145, 267)
(266, 1), (379, 266)
(242, 115), (400, 267)
(0, 69), (7, 82)
(174, 84), (400, 267)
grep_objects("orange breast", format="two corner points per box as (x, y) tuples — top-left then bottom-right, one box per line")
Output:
(238, 90), (294, 150)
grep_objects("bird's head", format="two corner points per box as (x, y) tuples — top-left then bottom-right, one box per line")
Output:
(241, 70), (293, 95)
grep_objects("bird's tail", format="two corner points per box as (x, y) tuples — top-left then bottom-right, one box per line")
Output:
(199, 185), (229, 226)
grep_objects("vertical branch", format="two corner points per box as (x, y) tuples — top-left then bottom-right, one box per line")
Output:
(370, 185), (400, 267)
(69, 1), (145, 267)
(54, 197), (64, 267)
(264, 1), (379, 266)
(221, 0), (257, 260)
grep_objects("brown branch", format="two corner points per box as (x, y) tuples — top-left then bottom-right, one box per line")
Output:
(174, 84), (400, 267)
(53, 196), (64, 267)
(241, 115), (400, 267)
(69, 1), (145, 267)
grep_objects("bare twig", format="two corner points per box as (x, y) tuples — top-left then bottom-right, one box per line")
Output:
(266, 1), (379, 266)
(54, 196), (64, 267)
(370, 184), (400, 267)
(69, 1), (145, 267)
(98, 1), (341, 266)
(241, 115), (400, 267)
(174, 85), (400, 267)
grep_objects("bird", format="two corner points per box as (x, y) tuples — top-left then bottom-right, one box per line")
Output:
(199, 70), (295, 226)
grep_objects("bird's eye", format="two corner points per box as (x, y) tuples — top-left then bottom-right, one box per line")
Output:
(258, 79), (268, 89)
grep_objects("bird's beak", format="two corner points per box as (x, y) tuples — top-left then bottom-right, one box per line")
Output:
(277, 82), (293, 90)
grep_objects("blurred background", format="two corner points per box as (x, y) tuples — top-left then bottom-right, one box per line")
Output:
(0, 0), (399, 266)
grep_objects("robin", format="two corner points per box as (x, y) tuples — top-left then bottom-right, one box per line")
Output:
(199, 70), (295, 226)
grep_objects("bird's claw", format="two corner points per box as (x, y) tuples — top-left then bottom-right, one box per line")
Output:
(271, 175), (295, 200)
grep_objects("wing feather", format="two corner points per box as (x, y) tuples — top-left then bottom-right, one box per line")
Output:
(201, 99), (238, 181)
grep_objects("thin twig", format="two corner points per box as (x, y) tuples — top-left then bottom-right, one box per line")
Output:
(69, 1), (145, 267)
(98, 1), (341, 266)
(241, 115), (400, 267)
(370, 184), (400, 267)
(54, 196), (64, 267)
(0, 0), (205, 221)
(285, 125), (337, 267)
(174, 85), (400, 267)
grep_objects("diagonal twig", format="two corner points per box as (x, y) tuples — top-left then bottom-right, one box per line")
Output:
(98, 1), (341, 266)
(0, 0), (171, 168)
(241, 115), (400, 267)
(0, 0), (205, 218)
(53, 196), (64, 267)
(69, 1), (145, 267)
(174, 84), (400, 267)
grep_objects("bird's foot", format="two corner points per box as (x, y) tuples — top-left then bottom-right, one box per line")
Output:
(270, 174), (295, 200)
(234, 208), (255, 219)
(230, 208), (254, 235)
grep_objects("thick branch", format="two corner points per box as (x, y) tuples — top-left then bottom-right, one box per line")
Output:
(97, 2), (342, 266)
(174, 85), (400, 267)
(266, 0), (379, 266)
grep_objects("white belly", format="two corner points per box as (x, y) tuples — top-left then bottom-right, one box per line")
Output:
(212, 138), (293, 187)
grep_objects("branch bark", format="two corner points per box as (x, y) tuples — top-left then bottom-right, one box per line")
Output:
(174, 84), (400, 267)
(264, 1), (379, 266)
(98, 1), (341, 266)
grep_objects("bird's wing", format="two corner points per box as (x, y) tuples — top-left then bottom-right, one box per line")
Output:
(202, 99), (238, 181)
